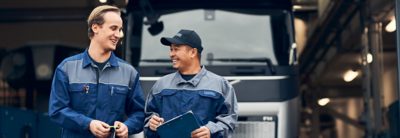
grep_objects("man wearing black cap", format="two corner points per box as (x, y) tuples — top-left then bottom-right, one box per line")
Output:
(144, 29), (238, 138)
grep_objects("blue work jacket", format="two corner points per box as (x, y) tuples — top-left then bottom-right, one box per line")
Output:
(144, 67), (238, 138)
(48, 50), (145, 138)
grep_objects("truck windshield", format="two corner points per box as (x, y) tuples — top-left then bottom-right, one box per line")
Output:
(140, 9), (277, 66)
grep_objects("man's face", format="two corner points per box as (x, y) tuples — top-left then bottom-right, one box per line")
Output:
(92, 11), (123, 51)
(169, 44), (196, 70)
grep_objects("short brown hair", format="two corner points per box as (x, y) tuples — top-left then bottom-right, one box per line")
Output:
(87, 5), (121, 38)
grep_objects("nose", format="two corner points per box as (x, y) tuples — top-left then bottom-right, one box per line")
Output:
(115, 30), (124, 38)
(169, 50), (175, 57)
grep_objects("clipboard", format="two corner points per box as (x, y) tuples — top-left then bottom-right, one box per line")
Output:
(157, 111), (201, 138)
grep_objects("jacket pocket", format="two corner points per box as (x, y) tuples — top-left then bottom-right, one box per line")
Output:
(159, 89), (177, 96)
(199, 91), (221, 99)
(158, 89), (179, 119)
(68, 84), (92, 111)
(110, 86), (129, 113)
(195, 90), (223, 124)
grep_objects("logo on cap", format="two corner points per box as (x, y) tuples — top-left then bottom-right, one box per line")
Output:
(175, 33), (182, 37)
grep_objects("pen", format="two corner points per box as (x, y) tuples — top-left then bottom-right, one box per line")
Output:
(84, 85), (90, 94)
(109, 125), (120, 129)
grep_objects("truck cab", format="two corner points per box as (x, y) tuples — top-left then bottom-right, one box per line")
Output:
(125, 0), (299, 137)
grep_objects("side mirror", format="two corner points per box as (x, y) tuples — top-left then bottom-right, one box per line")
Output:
(148, 21), (164, 36)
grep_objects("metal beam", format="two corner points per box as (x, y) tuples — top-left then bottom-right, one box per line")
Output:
(310, 88), (320, 138)
(395, 0), (400, 134)
(369, 21), (384, 136)
(317, 86), (363, 98)
(300, 0), (359, 83)
(0, 8), (91, 23)
(321, 106), (365, 130)
(361, 29), (374, 137)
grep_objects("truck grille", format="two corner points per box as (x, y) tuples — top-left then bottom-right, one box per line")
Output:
(233, 121), (276, 138)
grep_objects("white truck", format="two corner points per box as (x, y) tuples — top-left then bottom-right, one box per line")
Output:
(124, 0), (299, 137)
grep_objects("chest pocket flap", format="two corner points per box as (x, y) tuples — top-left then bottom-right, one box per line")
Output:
(68, 83), (93, 111)
(199, 91), (221, 99)
(112, 86), (129, 95)
(110, 86), (129, 113)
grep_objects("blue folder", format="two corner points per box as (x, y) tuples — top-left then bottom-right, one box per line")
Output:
(157, 111), (201, 138)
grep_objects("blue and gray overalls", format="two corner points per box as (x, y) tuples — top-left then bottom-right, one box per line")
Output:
(48, 50), (145, 137)
(144, 67), (238, 138)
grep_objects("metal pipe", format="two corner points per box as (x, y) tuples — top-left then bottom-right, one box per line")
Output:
(369, 22), (383, 135)
(361, 29), (373, 138)
(395, 0), (400, 132)
(321, 107), (365, 130)
(311, 88), (320, 138)
(359, 0), (373, 136)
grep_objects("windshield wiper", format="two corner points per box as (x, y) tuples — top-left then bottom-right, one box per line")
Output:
(141, 59), (171, 63)
(206, 54), (276, 75)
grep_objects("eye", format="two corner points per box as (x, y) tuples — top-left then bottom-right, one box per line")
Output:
(110, 26), (118, 31)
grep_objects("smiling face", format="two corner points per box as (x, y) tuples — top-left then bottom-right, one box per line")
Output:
(169, 44), (198, 71)
(91, 11), (123, 52)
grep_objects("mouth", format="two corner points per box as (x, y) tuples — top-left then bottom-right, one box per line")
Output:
(110, 39), (119, 45)
(171, 59), (178, 64)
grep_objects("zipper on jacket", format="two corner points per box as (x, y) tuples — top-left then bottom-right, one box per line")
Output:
(96, 68), (100, 91)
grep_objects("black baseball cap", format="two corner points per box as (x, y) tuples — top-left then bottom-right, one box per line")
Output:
(160, 29), (203, 53)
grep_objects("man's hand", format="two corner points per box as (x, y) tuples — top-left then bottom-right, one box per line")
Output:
(191, 126), (211, 138)
(114, 121), (128, 138)
(89, 120), (110, 138)
(149, 115), (164, 131)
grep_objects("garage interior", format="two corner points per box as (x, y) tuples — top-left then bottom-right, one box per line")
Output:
(0, 0), (399, 137)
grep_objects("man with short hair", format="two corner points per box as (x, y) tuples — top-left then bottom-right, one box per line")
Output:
(144, 29), (238, 138)
(49, 5), (145, 138)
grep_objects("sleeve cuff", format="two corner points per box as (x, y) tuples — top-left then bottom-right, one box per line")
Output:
(81, 116), (93, 130)
(205, 122), (219, 134)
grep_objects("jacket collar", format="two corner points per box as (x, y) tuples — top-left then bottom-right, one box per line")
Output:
(82, 49), (119, 68)
(173, 66), (207, 87)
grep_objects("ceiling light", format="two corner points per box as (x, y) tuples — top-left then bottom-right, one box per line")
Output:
(293, 5), (302, 10)
(367, 53), (373, 63)
(99, 0), (107, 3)
(318, 98), (330, 106)
(386, 17), (396, 32)
(343, 70), (359, 82)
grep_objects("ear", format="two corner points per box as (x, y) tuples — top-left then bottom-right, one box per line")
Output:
(91, 24), (100, 34)
(191, 48), (198, 58)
